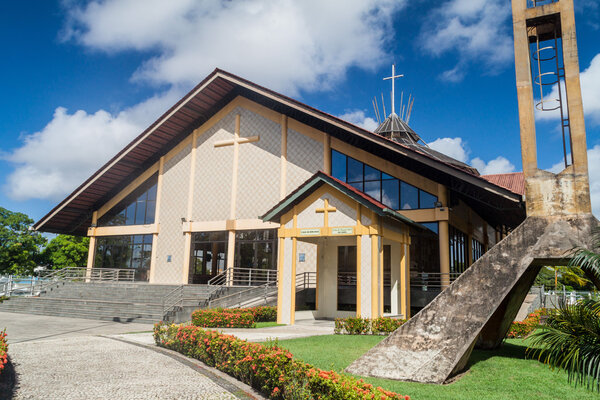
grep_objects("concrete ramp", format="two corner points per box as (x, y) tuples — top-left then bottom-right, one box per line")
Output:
(346, 215), (598, 384)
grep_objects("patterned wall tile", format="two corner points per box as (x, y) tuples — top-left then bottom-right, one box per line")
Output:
(327, 194), (356, 227)
(286, 129), (323, 194)
(296, 241), (317, 275)
(236, 107), (281, 219)
(192, 111), (236, 222)
(155, 144), (192, 284)
(296, 198), (324, 228)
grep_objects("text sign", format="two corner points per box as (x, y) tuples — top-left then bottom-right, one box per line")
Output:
(300, 228), (320, 236)
(332, 227), (354, 235)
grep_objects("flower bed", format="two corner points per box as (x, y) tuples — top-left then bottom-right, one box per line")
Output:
(334, 317), (406, 335)
(154, 322), (409, 399)
(239, 306), (277, 322)
(0, 329), (7, 375)
(191, 309), (256, 328)
(506, 308), (547, 339)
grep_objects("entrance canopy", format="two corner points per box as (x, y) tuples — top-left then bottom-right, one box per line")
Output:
(262, 171), (424, 324)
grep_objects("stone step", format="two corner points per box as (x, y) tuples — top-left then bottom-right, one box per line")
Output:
(0, 308), (160, 324)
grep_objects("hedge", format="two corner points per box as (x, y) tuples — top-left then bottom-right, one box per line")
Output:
(154, 322), (409, 399)
(0, 329), (7, 375)
(192, 309), (255, 328)
(191, 306), (278, 328)
(506, 308), (548, 339)
(334, 317), (406, 335)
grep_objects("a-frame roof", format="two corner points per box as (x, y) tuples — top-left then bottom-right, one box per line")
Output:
(262, 171), (422, 230)
(34, 68), (525, 235)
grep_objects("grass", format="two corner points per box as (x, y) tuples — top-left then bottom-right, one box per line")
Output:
(266, 335), (596, 400)
(255, 321), (284, 328)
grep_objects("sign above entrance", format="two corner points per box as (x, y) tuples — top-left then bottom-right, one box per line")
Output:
(332, 227), (354, 235)
(300, 228), (320, 236)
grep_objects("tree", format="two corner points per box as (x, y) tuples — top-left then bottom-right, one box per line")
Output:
(41, 234), (90, 269)
(0, 207), (46, 275)
(527, 228), (600, 391)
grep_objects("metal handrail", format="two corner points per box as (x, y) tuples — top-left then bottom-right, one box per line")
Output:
(295, 272), (316, 291)
(1, 267), (136, 297)
(208, 267), (278, 287)
(162, 285), (184, 319)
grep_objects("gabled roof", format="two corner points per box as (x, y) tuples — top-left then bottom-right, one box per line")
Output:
(261, 171), (422, 229)
(482, 172), (525, 196)
(34, 68), (525, 235)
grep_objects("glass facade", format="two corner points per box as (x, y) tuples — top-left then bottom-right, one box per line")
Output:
(337, 245), (357, 311)
(472, 238), (484, 263)
(190, 231), (228, 284)
(234, 229), (278, 271)
(331, 150), (437, 210)
(94, 234), (153, 281)
(98, 174), (158, 226)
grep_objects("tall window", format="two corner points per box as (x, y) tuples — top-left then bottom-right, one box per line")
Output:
(331, 150), (437, 210)
(94, 235), (153, 281)
(98, 174), (158, 226)
(234, 229), (278, 270)
(449, 225), (468, 274)
(472, 238), (484, 263)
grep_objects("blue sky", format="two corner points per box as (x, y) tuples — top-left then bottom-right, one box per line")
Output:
(1, 0), (599, 223)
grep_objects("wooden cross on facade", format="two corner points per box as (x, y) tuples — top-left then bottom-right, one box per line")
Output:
(316, 198), (336, 227)
(214, 114), (260, 219)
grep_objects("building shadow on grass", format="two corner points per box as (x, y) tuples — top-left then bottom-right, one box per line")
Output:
(0, 357), (18, 399)
(467, 341), (530, 369)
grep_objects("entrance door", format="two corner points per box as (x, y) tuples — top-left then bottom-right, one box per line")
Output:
(337, 245), (357, 311)
(191, 242), (226, 284)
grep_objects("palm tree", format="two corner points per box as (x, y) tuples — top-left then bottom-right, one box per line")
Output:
(527, 227), (600, 391)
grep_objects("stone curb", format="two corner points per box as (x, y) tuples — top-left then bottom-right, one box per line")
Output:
(104, 335), (267, 400)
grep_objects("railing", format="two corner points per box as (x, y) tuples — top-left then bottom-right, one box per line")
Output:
(207, 271), (316, 309)
(162, 285), (184, 320)
(296, 272), (316, 291)
(208, 281), (279, 309)
(208, 267), (278, 287)
(0, 267), (136, 297)
(336, 272), (392, 286)
(410, 272), (461, 291)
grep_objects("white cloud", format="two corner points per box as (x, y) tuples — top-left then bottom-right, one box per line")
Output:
(429, 137), (469, 163)
(471, 156), (515, 175)
(338, 110), (379, 131)
(2, 89), (181, 201)
(4, 0), (406, 202)
(547, 145), (600, 217)
(536, 53), (600, 125)
(429, 136), (515, 174)
(64, 0), (404, 96)
(420, 0), (513, 81)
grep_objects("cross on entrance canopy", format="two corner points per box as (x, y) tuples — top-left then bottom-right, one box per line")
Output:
(316, 198), (337, 227)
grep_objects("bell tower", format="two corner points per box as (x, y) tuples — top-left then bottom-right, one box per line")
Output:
(512, 0), (592, 216)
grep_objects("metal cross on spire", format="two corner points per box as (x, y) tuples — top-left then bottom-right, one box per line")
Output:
(383, 63), (404, 116)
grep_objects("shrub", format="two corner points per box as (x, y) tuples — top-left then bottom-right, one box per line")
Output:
(335, 317), (406, 335)
(0, 329), (7, 375)
(154, 321), (409, 400)
(241, 306), (277, 322)
(506, 308), (548, 339)
(191, 308), (255, 328)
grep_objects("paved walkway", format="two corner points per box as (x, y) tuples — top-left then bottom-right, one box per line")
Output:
(0, 311), (333, 399)
(0, 311), (153, 344)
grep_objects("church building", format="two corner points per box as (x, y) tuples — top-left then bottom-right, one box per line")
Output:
(34, 69), (526, 324)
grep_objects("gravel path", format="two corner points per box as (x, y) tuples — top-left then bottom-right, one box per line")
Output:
(3, 336), (237, 400)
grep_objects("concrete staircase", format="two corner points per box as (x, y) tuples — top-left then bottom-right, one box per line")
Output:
(346, 215), (599, 384)
(0, 282), (214, 324)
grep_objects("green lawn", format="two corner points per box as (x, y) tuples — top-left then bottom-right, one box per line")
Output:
(267, 335), (595, 400)
(255, 321), (284, 328)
